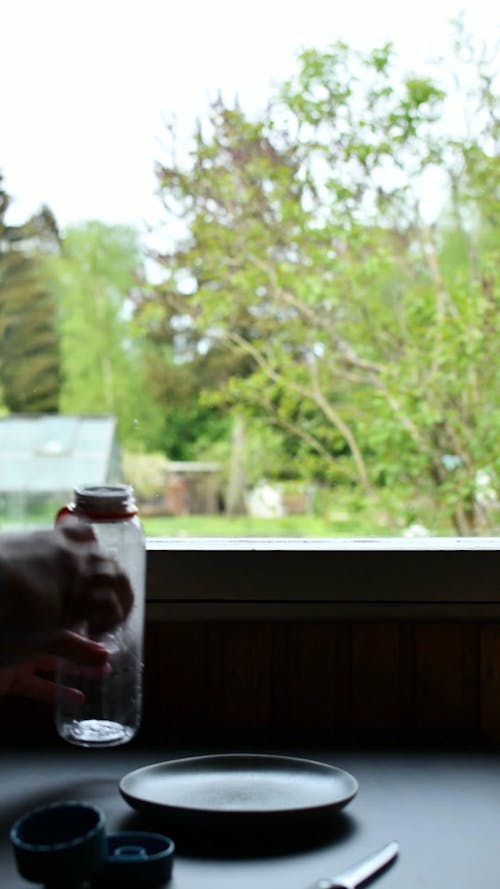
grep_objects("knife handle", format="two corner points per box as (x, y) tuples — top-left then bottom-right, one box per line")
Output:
(306, 840), (399, 889)
(334, 840), (399, 887)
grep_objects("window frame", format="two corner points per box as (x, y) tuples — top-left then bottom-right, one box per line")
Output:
(145, 536), (500, 622)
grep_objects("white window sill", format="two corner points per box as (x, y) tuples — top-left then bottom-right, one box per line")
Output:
(145, 537), (500, 621)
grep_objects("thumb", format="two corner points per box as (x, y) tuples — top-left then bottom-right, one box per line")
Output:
(58, 515), (96, 543)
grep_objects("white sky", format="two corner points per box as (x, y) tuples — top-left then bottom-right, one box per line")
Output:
(1, 0), (497, 233)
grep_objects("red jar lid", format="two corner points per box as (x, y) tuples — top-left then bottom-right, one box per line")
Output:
(58, 485), (138, 522)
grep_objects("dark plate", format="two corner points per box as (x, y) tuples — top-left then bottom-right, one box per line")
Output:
(119, 754), (358, 831)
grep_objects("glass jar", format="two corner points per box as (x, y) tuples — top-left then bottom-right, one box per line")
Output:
(55, 484), (145, 747)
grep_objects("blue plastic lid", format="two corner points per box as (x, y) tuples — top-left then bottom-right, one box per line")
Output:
(92, 832), (175, 888)
(10, 801), (106, 887)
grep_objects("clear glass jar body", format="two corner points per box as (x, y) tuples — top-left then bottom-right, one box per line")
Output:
(55, 486), (145, 748)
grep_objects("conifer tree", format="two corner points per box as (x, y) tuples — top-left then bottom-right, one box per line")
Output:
(0, 175), (60, 412)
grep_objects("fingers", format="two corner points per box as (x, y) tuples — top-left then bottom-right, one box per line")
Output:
(9, 671), (57, 704)
(57, 515), (96, 544)
(0, 653), (89, 705)
(61, 541), (134, 634)
(39, 631), (110, 666)
(86, 553), (134, 616)
(87, 588), (125, 634)
(12, 672), (85, 706)
(72, 564), (133, 633)
(26, 655), (58, 672)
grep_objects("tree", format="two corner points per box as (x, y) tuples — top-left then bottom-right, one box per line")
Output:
(51, 221), (165, 451)
(0, 175), (61, 412)
(145, 34), (499, 532)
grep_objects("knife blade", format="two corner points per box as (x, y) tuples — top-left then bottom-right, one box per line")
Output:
(307, 840), (399, 889)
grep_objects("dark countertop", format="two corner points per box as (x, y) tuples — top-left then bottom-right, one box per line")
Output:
(2, 744), (500, 888)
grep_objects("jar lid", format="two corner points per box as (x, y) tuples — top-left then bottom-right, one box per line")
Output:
(93, 832), (175, 888)
(74, 485), (137, 519)
(10, 801), (106, 887)
(11, 807), (174, 889)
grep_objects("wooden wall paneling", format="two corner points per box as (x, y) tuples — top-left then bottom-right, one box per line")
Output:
(141, 619), (486, 742)
(415, 623), (479, 728)
(270, 622), (352, 737)
(398, 623), (416, 729)
(479, 624), (500, 744)
(351, 623), (402, 728)
(204, 622), (272, 731)
(143, 622), (208, 735)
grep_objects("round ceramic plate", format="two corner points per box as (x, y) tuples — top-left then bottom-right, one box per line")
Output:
(120, 754), (358, 829)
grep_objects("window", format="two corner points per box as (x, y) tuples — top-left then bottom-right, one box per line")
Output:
(1, 1), (498, 542)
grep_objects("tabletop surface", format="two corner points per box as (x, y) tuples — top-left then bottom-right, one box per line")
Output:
(2, 744), (500, 889)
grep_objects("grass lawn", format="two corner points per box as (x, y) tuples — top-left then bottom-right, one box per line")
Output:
(142, 511), (439, 538)
(142, 513), (372, 537)
(141, 487), (460, 537)
(3, 486), (495, 536)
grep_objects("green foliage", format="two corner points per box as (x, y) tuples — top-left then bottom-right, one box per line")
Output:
(143, 31), (500, 533)
(139, 337), (233, 460)
(51, 221), (165, 451)
(121, 451), (169, 501)
(197, 416), (289, 489)
(0, 178), (60, 412)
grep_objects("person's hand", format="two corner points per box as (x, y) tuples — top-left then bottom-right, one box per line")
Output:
(0, 633), (110, 703)
(0, 518), (134, 668)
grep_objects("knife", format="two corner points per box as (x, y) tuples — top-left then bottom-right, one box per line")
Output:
(307, 840), (399, 889)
